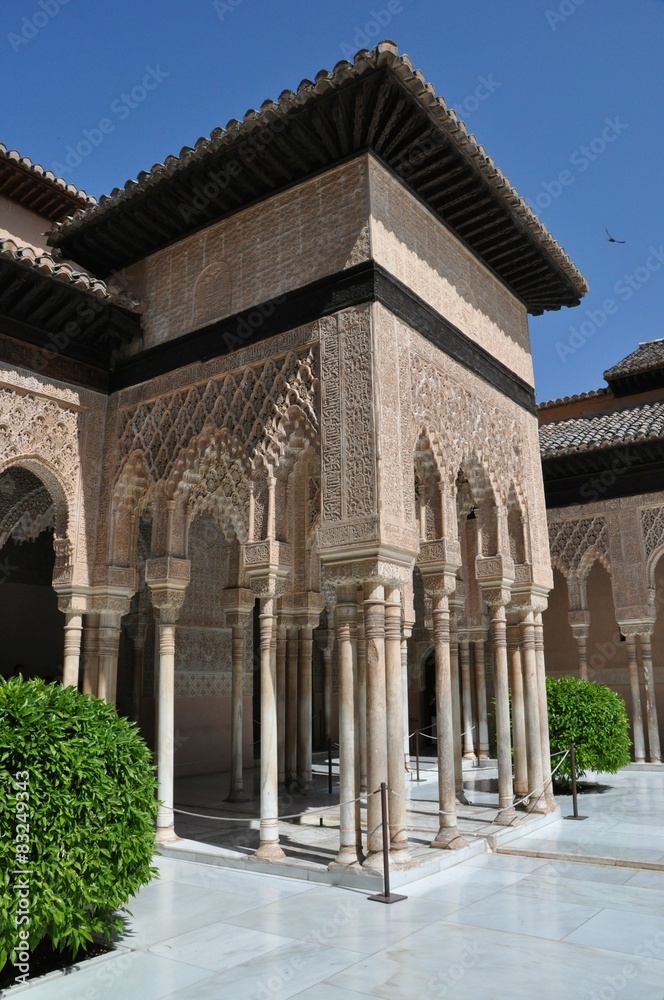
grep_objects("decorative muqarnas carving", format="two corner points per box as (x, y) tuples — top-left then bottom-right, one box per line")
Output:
(548, 516), (610, 577)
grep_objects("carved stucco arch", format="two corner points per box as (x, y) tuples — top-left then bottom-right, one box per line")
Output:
(0, 457), (70, 541)
(109, 451), (153, 568)
(413, 427), (446, 542)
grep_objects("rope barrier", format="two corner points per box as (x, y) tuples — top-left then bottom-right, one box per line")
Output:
(172, 788), (379, 824)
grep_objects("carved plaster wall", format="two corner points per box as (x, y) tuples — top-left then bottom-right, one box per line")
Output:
(0, 363), (106, 589)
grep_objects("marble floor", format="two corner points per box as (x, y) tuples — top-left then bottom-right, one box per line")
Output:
(11, 767), (664, 999)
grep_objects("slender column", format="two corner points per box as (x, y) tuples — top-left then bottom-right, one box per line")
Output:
(488, 602), (516, 824)
(430, 592), (467, 849)
(62, 610), (84, 688)
(155, 621), (177, 843)
(362, 582), (388, 866)
(285, 627), (299, 786)
(227, 625), (250, 801)
(129, 621), (147, 724)
(450, 619), (464, 801)
(401, 625), (412, 770)
(385, 585), (409, 862)
(256, 598), (284, 860)
(322, 643), (333, 742)
(297, 626), (314, 791)
(459, 637), (476, 759)
(333, 585), (362, 866)
(639, 631), (661, 764)
(277, 625), (287, 785)
(357, 603), (368, 793)
(625, 633), (646, 763)
(474, 637), (490, 758)
(567, 577), (590, 680)
(507, 623), (528, 798)
(572, 628), (590, 681)
(535, 614), (556, 809)
(520, 613), (545, 810)
(96, 613), (122, 704)
(81, 614), (100, 696)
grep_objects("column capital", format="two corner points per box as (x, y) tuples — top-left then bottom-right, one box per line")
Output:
(508, 587), (549, 620)
(280, 591), (325, 628)
(244, 540), (292, 596)
(322, 550), (414, 588)
(55, 589), (88, 615)
(618, 620), (655, 638)
(221, 587), (255, 628)
(146, 556), (191, 625)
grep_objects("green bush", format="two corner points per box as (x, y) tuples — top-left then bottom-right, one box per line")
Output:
(546, 675), (632, 785)
(0, 677), (158, 973)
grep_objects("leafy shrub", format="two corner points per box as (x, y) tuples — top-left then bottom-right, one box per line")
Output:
(0, 677), (158, 973)
(546, 675), (632, 785)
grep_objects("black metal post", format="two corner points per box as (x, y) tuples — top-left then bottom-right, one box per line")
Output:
(327, 738), (333, 795)
(368, 782), (406, 904)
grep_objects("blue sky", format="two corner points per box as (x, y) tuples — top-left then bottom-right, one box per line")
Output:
(2, 0), (662, 402)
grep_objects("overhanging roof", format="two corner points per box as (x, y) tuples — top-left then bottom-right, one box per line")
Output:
(49, 41), (587, 315)
(0, 143), (94, 222)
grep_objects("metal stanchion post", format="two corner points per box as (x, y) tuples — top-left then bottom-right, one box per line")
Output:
(564, 742), (587, 821)
(328, 737), (333, 795)
(410, 728), (425, 782)
(368, 783), (406, 904)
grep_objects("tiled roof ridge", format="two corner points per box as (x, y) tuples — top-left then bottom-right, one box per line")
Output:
(0, 143), (95, 207)
(538, 387), (608, 410)
(0, 236), (141, 309)
(539, 398), (664, 459)
(48, 40), (587, 298)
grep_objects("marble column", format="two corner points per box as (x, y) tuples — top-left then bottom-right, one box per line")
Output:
(276, 624), (287, 785)
(226, 621), (250, 802)
(96, 612), (122, 704)
(474, 636), (490, 758)
(256, 597), (284, 860)
(155, 619), (177, 843)
(567, 577), (590, 680)
(487, 600), (516, 825)
(507, 622), (528, 799)
(297, 625), (314, 791)
(535, 613), (556, 810)
(285, 626), (299, 787)
(429, 590), (467, 849)
(639, 630), (661, 764)
(402, 582), (416, 771)
(520, 612), (545, 810)
(62, 609), (84, 689)
(459, 637), (476, 759)
(449, 615), (465, 802)
(625, 632), (646, 763)
(81, 613), (100, 697)
(362, 582), (388, 866)
(333, 585), (362, 866)
(126, 615), (148, 724)
(357, 600), (368, 794)
(385, 585), (409, 862)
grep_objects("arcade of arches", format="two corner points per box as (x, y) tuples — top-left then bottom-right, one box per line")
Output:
(8, 41), (658, 875)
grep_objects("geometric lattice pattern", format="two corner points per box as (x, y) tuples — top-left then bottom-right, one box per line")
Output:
(641, 505), (664, 560)
(548, 516), (610, 576)
(117, 347), (319, 486)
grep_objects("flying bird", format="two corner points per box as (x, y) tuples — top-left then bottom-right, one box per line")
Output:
(606, 229), (626, 244)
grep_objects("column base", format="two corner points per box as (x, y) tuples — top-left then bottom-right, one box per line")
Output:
(389, 847), (411, 865)
(650, 758), (662, 765)
(362, 850), (386, 870)
(463, 751), (477, 761)
(456, 791), (470, 806)
(478, 751), (490, 760)
(155, 825), (180, 846)
(225, 790), (251, 804)
(494, 809), (519, 827)
(253, 842), (286, 861)
(430, 827), (468, 850)
(330, 849), (364, 868)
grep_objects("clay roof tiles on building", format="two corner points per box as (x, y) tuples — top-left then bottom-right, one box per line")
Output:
(539, 400), (664, 459)
(0, 237), (140, 309)
(48, 41), (587, 314)
(538, 387), (609, 410)
(604, 339), (664, 382)
(0, 144), (95, 221)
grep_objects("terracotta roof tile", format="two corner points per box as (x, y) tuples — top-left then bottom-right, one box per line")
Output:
(604, 339), (664, 382)
(0, 144), (95, 207)
(538, 388), (609, 410)
(539, 399), (664, 459)
(0, 237), (141, 309)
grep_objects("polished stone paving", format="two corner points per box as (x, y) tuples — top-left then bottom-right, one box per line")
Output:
(11, 767), (664, 999)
